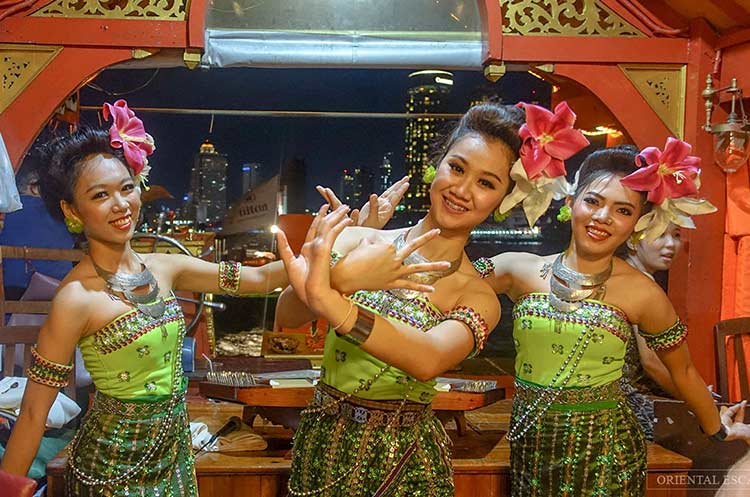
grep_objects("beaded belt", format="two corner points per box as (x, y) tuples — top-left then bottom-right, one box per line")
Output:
(514, 379), (622, 408)
(312, 384), (431, 427)
(90, 390), (184, 418)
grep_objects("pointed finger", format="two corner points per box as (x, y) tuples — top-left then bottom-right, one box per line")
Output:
(386, 179), (410, 205)
(383, 176), (409, 197)
(366, 194), (379, 224)
(318, 205), (350, 235)
(315, 185), (331, 204)
(350, 208), (360, 225)
(276, 230), (295, 268)
(396, 228), (442, 260)
(323, 216), (353, 248)
(306, 204), (329, 243)
(325, 187), (343, 209)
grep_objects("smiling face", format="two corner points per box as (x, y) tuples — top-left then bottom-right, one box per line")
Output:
(634, 223), (683, 273)
(61, 153), (141, 244)
(428, 133), (513, 234)
(568, 173), (644, 259)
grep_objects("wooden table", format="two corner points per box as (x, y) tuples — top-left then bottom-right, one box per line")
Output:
(46, 398), (692, 497)
(199, 380), (506, 435)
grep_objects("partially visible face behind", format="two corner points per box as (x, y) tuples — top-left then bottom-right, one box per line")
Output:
(428, 133), (514, 234)
(568, 173), (644, 259)
(635, 222), (683, 273)
(63, 153), (141, 244)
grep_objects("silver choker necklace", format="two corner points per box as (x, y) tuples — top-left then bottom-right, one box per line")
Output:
(93, 255), (166, 318)
(548, 253), (612, 312)
(387, 231), (462, 300)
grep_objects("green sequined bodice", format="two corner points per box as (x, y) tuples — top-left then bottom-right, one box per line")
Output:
(321, 289), (444, 404)
(79, 296), (186, 400)
(512, 293), (633, 388)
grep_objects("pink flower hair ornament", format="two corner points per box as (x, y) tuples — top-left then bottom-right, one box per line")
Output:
(496, 101), (590, 227)
(102, 99), (155, 186)
(621, 137), (717, 242)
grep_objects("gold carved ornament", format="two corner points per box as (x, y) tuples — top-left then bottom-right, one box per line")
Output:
(619, 64), (686, 139)
(1, 44), (63, 114)
(32, 0), (187, 20)
(502, 0), (644, 37)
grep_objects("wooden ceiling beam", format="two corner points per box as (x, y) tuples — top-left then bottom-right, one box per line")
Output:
(717, 25), (750, 48)
(710, 0), (750, 26)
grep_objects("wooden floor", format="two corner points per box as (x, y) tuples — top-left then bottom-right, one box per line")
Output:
(46, 397), (692, 497)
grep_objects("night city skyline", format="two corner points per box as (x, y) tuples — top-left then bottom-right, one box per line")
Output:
(71, 67), (551, 215)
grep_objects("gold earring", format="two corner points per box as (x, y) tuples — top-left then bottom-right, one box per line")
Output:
(64, 217), (84, 234)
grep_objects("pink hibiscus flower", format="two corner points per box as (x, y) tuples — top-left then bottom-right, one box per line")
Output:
(620, 137), (701, 205)
(102, 99), (155, 177)
(517, 101), (590, 180)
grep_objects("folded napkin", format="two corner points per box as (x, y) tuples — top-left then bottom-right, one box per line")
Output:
(191, 417), (267, 453)
(0, 377), (80, 428)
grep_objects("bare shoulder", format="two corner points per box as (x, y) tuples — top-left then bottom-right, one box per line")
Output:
(487, 251), (554, 298)
(141, 251), (192, 272)
(451, 274), (501, 327)
(492, 251), (548, 274)
(45, 278), (93, 336)
(609, 261), (676, 332)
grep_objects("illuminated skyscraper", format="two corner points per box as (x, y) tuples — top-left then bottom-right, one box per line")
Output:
(339, 168), (355, 206)
(339, 167), (373, 207)
(241, 162), (262, 194)
(404, 70), (453, 214)
(280, 156), (306, 214)
(377, 152), (393, 194)
(184, 140), (228, 226)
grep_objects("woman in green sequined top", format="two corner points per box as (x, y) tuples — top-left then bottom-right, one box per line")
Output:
(0, 107), (424, 495)
(480, 147), (750, 495)
(275, 103), (526, 496)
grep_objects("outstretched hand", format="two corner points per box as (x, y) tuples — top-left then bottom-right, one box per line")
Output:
(722, 401), (750, 446)
(276, 204), (352, 307)
(316, 176), (409, 229)
(331, 228), (451, 295)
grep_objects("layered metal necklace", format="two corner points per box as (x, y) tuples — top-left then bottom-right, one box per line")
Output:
(548, 253), (612, 313)
(387, 230), (463, 300)
(93, 254), (166, 318)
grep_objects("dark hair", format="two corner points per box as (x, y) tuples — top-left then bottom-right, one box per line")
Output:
(36, 127), (127, 221)
(434, 103), (525, 165)
(573, 145), (648, 206)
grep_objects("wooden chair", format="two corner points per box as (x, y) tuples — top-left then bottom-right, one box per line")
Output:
(0, 245), (83, 399)
(714, 317), (750, 403)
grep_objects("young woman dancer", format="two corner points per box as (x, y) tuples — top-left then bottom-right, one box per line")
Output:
(0, 100), (438, 496)
(275, 102), (589, 496)
(478, 141), (750, 495)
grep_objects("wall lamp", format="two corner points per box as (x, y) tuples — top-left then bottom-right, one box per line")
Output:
(702, 75), (750, 173)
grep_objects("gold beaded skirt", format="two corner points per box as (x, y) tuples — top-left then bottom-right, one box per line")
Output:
(64, 390), (197, 497)
(288, 384), (454, 497)
(509, 380), (646, 497)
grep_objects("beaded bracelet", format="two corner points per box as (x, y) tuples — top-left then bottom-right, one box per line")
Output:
(639, 319), (688, 351)
(472, 257), (495, 279)
(218, 261), (242, 295)
(27, 347), (73, 388)
(446, 306), (490, 358)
